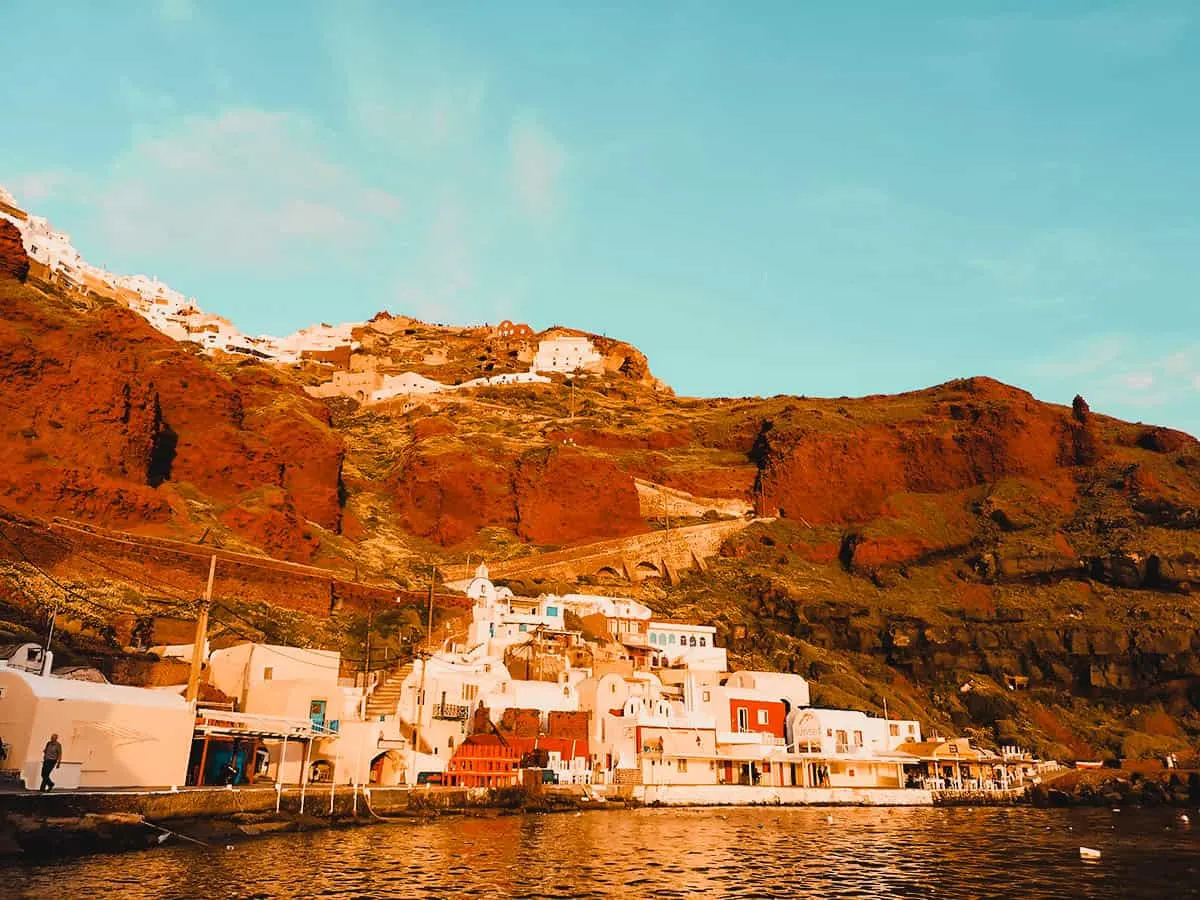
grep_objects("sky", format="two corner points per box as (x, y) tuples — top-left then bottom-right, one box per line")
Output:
(1, 1), (1198, 436)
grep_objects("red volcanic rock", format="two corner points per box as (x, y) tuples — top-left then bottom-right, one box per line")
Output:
(757, 383), (1098, 525)
(0, 277), (344, 548)
(219, 503), (321, 563)
(514, 447), (643, 545)
(0, 220), (28, 282)
(1137, 427), (1194, 454)
(846, 537), (932, 570)
(413, 417), (457, 441)
(543, 426), (692, 451)
(390, 448), (518, 546)
(388, 444), (643, 547)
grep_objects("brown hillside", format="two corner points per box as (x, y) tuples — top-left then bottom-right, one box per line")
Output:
(1, 243), (1199, 758)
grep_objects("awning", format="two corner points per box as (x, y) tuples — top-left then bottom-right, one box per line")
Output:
(193, 710), (333, 741)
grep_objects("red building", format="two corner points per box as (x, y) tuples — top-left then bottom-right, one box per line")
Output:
(443, 734), (590, 787)
(727, 689), (786, 738)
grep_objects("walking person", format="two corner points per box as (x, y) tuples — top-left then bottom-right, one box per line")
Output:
(39, 733), (62, 792)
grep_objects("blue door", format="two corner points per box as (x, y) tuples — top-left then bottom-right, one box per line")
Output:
(310, 699), (327, 732)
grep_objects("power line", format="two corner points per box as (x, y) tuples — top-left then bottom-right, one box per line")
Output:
(23, 522), (197, 602)
(0, 519), (196, 610)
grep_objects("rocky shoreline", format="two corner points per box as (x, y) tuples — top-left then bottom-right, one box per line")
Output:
(1030, 769), (1200, 808)
(0, 785), (613, 860)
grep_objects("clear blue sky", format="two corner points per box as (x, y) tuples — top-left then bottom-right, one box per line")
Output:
(2, 1), (1197, 436)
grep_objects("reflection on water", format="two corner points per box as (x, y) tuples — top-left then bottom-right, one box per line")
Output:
(7, 806), (1200, 899)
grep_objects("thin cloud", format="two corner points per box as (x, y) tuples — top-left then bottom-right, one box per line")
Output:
(1028, 336), (1124, 378)
(510, 116), (566, 221)
(94, 109), (402, 268)
(158, 0), (193, 24)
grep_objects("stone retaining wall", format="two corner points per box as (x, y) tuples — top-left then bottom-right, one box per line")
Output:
(637, 785), (933, 807)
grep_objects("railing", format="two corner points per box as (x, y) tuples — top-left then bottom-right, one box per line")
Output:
(432, 703), (470, 721)
(718, 731), (787, 746)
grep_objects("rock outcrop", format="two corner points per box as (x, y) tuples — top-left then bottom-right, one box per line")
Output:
(0, 219), (28, 282)
(0, 274), (344, 557)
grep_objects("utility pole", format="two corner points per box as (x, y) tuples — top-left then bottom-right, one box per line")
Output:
(186, 555), (217, 705)
(362, 602), (372, 686)
(40, 600), (59, 676)
(426, 563), (435, 649)
(411, 649), (428, 781)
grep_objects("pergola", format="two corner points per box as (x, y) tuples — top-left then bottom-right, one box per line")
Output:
(189, 708), (333, 787)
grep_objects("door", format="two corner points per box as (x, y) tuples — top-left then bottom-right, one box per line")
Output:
(309, 699), (327, 732)
(736, 707), (749, 732)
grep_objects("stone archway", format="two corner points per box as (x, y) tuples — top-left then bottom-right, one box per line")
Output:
(370, 750), (405, 785)
(595, 565), (625, 583)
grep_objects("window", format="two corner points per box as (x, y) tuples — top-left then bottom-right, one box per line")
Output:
(649, 633), (657, 645)
(835, 730), (849, 753)
(519, 624), (528, 632)
(462, 684), (478, 702)
(699, 637), (707, 647)
(702, 690), (711, 702)
(689, 636), (697, 647)
(546, 606), (558, 617)
(448, 737), (455, 749)
(907, 724), (915, 735)
(678, 759), (688, 773)
(737, 707), (749, 732)
(853, 730), (863, 748)
(757, 709), (769, 726)
(263, 667), (273, 681)
(669, 634), (677, 645)
(889, 723), (899, 737)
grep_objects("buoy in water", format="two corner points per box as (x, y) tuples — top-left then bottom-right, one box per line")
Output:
(826, 815), (834, 825)
(1079, 847), (1101, 860)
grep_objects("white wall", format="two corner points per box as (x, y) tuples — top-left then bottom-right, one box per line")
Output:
(724, 671), (811, 711)
(0, 670), (192, 789)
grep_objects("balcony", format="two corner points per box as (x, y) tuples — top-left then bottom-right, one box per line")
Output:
(432, 703), (470, 721)
(717, 731), (786, 747)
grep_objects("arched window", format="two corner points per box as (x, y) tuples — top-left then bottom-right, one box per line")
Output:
(699, 637), (707, 647)
(689, 636), (697, 647)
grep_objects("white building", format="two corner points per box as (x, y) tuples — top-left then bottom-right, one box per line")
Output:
(0, 641), (52, 676)
(206, 643), (357, 730)
(723, 670), (811, 713)
(371, 371), (449, 402)
(0, 668), (193, 789)
(784, 707), (921, 757)
(464, 564), (566, 658)
(556, 594), (653, 623)
(531, 336), (604, 374)
(646, 621), (727, 671)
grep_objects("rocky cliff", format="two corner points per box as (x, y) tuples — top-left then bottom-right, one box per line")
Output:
(1, 220), (1198, 760)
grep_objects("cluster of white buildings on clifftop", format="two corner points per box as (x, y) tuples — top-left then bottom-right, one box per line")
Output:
(2, 185), (615, 400)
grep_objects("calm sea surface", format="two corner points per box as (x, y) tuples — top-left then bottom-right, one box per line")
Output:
(6, 806), (1200, 898)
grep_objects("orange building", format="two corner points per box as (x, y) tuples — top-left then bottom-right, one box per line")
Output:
(443, 734), (591, 787)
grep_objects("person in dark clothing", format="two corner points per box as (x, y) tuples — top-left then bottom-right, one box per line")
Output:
(40, 733), (62, 792)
